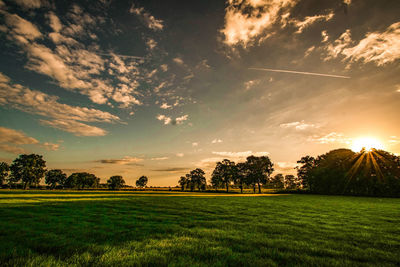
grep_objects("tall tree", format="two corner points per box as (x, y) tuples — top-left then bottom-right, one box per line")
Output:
(0, 162), (9, 186)
(136, 175), (148, 188)
(9, 154), (46, 189)
(189, 168), (206, 191)
(45, 169), (66, 189)
(284, 175), (297, 189)
(296, 156), (316, 190)
(107, 175), (125, 190)
(211, 159), (236, 192)
(270, 173), (284, 189)
(65, 172), (99, 189)
(178, 176), (187, 191)
(234, 162), (248, 193)
(245, 155), (274, 193)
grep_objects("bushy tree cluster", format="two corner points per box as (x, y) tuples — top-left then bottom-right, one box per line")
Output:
(210, 155), (274, 193)
(136, 175), (148, 188)
(297, 148), (400, 197)
(179, 168), (206, 191)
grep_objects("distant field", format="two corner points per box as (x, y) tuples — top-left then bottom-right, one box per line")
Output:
(0, 191), (399, 266)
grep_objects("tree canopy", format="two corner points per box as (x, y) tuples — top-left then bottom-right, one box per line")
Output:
(0, 162), (9, 186)
(107, 175), (125, 190)
(45, 169), (67, 189)
(136, 175), (148, 188)
(9, 154), (46, 189)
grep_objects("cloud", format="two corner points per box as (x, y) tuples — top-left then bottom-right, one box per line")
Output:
(152, 167), (189, 172)
(212, 151), (269, 158)
(244, 79), (260, 91)
(151, 157), (169, 161)
(146, 38), (157, 50)
(0, 144), (27, 154)
(156, 114), (189, 125)
(13, 0), (42, 10)
(276, 162), (298, 172)
(40, 119), (108, 137)
(160, 103), (172, 109)
(175, 115), (188, 125)
(3, 12), (42, 41)
(156, 114), (172, 125)
(173, 57), (184, 65)
(0, 73), (121, 136)
(0, 127), (39, 145)
(46, 11), (63, 32)
(192, 142), (199, 147)
(96, 156), (143, 165)
(321, 30), (329, 43)
(324, 22), (400, 66)
(220, 0), (297, 48)
(280, 121), (319, 130)
(211, 139), (223, 144)
(129, 4), (164, 31)
(160, 64), (168, 72)
(0, 126), (59, 153)
(176, 153), (184, 157)
(308, 132), (351, 144)
(41, 142), (60, 151)
(293, 12), (334, 34)
(304, 46), (315, 57)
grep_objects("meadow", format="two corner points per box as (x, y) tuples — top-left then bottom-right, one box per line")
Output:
(0, 190), (399, 266)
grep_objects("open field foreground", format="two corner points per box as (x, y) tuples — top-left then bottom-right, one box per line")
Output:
(0, 191), (399, 266)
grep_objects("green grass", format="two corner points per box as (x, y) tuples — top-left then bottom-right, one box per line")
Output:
(0, 190), (399, 266)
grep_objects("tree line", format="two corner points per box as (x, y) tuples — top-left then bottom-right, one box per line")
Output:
(0, 154), (148, 190)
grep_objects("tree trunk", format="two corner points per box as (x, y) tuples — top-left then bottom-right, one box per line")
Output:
(253, 185), (256, 193)
(258, 182), (261, 194)
(226, 182), (229, 192)
(240, 184), (243, 194)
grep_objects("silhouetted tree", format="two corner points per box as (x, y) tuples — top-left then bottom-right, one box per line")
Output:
(178, 176), (188, 191)
(65, 172), (99, 189)
(107, 175), (125, 190)
(9, 154), (46, 189)
(284, 174), (297, 189)
(45, 169), (66, 189)
(136, 175), (148, 188)
(270, 173), (284, 189)
(245, 155), (274, 193)
(298, 148), (400, 196)
(0, 162), (9, 186)
(234, 162), (248, 193)
(211, 159), (236, 192)
(296, 156), (316, 190)
(189, 168), (206, 191)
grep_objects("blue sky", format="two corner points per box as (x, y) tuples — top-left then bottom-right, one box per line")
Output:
(1, 0), (400, 186)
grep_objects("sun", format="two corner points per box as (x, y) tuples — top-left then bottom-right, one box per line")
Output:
(351, 137), (385, 152)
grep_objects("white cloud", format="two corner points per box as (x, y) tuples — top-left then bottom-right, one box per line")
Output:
(324, 22), (400, 66)
(40, 119), (108, 137)
(308, 132), (351, 144)
(280, 121), (318, 130)
(146, 38), (157, 50)
(14, 0), (42, 10)
(304, 46), (315, 57)
(192, 142), (199, 147)
(321, 30), (329, 43)
(211, 139), (223, 144)
(160, 103), (172, 109)
(175, 115), (188, 125)
(244, 79), (260, 91)
(156, 114), (172, 125)
(212, 151), (269, 158)
(129, 4), (164, 31)
(0, 73), (120, 136)
(220, 0), (297, 48)
(173, 57), (184, 65)
(0, 126), (60, 153)
(176, 153), (184, 157)
(0, 127), (39, 145)
(293, 12), (334, 34)
(151, 157), (169, 161)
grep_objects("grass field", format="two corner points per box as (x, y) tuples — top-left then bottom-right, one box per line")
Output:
(0, 190), (399, 266)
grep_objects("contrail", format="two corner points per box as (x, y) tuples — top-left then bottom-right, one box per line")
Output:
(249, 67), (350, 79)
(98, 52), (144, 60)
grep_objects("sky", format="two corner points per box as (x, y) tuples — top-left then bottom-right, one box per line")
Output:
(0, 0), (400, 186)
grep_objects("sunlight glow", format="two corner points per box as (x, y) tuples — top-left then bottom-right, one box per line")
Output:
(351, 137), (385, 152)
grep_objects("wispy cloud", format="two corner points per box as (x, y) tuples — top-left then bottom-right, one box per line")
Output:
(212, 151), (269, 158)
(211, 139), (223, 144)
(249, 67), (350, 79)
(96, 156), (143, 165)
(308, 132), (351, 144)
(293, 12), (334, 33)
(129, 4), (164, 31)
(324, 22), (400, 66)
(280, 121), (319, 131)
